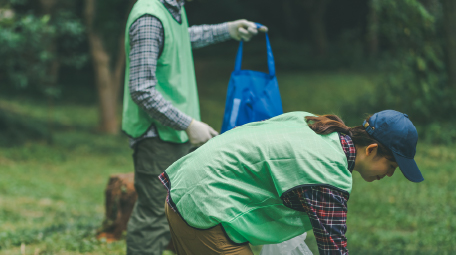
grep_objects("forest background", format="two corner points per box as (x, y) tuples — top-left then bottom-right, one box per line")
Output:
(0, 0), (455, 254)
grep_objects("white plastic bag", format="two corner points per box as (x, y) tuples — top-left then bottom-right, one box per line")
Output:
(260, 233), (313, 255)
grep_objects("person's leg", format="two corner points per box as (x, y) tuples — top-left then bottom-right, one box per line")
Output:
(165, 202), (253, 255)
(127, 138), (190, 255)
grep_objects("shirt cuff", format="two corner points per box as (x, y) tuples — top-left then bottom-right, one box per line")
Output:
(177, 114), (193, 130)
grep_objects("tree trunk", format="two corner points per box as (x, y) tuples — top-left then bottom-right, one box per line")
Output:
(90, 34), (120, 134)
(39, 0), (59, 143)
(98, 172), (137, 241)
(38, 0), (60, 86)
(84, 0), (133, 134)
(97, 172), (175, 251)
(299, 0), (329, 56)
(366, 0), (379, 57)
(443, 0), (456, 89)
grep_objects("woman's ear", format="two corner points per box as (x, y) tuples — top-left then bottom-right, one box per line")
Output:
(365, 144), (379, 157)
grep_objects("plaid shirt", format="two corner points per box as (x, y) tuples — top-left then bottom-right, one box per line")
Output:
(159, 133), (356, 255)
(128, 0), (231, 147)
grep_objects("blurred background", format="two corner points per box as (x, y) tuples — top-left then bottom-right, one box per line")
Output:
(0, 0), (455, 254)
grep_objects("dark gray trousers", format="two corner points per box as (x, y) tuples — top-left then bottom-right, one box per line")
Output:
(126, 137), (190, 255)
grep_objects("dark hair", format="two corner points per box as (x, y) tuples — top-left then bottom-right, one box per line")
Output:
(305, 115), (395, 161)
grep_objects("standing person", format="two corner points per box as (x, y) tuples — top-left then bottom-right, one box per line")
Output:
(122, 0), (268, 254)
(160, 110), (424, 255)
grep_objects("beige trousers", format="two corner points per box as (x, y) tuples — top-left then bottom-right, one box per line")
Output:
(165, 203), (254, 255)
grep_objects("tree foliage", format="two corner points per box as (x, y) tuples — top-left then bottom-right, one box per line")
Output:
(0, 0), (86, 96)
(1, 0), (455, 140)
(372, 0), (454, 124)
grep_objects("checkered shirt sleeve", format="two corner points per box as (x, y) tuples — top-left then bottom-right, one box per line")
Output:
(189, 23), (231, 49)
(282, 186), (349, 255)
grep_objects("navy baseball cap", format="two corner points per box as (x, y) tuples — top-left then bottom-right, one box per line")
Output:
(363, 110), (424, 182)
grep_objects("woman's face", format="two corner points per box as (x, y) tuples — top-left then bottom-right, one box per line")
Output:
(354, 144), (398, 182)
(357, 156), (398, 182)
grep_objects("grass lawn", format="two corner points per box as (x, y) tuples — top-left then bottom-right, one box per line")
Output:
(1, 67), (455, 254)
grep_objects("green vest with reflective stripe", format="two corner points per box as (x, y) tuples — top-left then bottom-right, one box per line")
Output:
(122, 0), (200, 143)
(165, 112), (352, 245)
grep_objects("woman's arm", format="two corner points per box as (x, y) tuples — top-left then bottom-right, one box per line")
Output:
(282, 186), (349, 255)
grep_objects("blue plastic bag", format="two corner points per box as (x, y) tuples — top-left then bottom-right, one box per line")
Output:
(221, 24), (283, 133)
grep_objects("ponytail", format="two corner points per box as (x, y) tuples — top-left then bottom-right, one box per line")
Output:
(305, 115), (395, 161)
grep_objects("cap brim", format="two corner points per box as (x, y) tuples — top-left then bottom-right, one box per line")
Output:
(393, 152), (424, 182)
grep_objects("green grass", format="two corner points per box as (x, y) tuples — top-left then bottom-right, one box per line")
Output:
(1, 67), (455, 254)
(0, 132), (131, 254)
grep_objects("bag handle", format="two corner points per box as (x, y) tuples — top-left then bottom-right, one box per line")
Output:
(234, 23), (276, 76)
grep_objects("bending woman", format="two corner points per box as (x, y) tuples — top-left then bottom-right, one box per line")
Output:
(159, 110), (423, 255)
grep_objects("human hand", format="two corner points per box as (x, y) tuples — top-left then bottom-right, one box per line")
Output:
(185, 119), (219, 146)
(227, 19), (268, 41)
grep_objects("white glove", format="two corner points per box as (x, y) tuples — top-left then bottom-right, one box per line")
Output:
(185, 119), (219, 146)
(227, 19), (268, 41)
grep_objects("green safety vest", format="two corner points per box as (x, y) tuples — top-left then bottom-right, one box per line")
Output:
(122, 0), (200, 143)
(165, 111), (353, 245)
